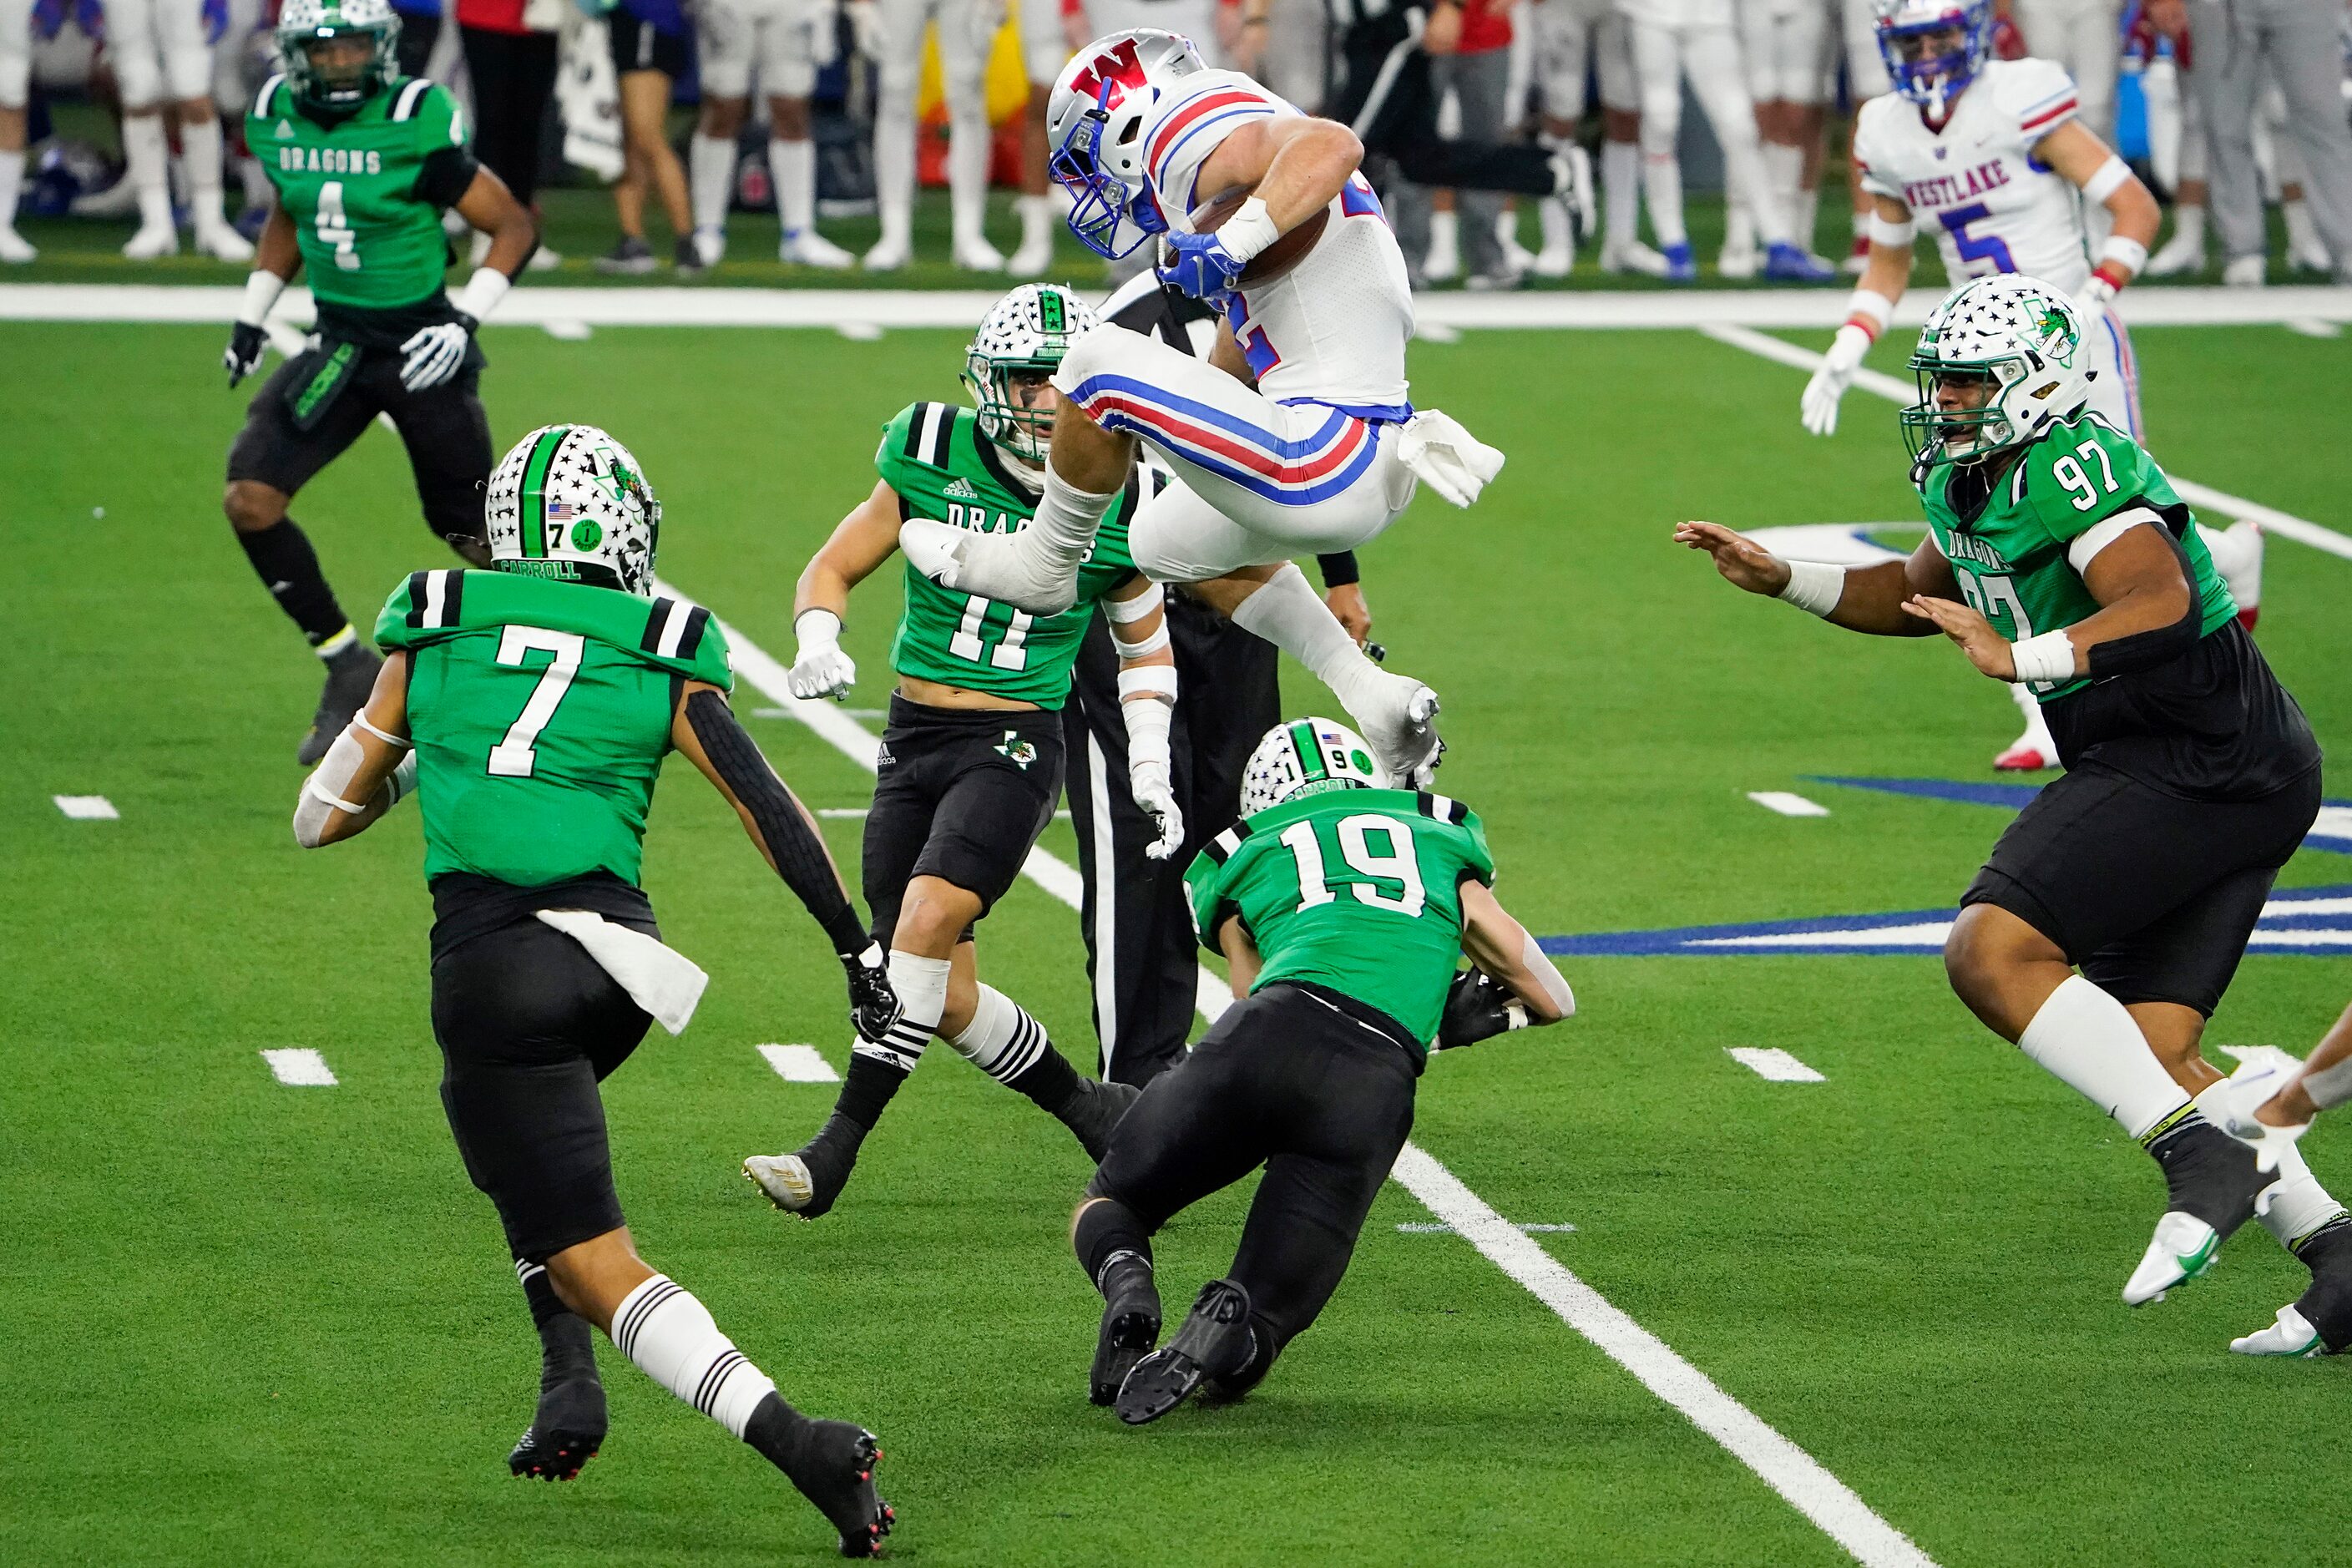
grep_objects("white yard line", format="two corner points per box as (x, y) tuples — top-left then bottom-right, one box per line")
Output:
(1748, 791), (1830, 818)
(756, 1043), (841, 1083)
(689, 584), (1939, 1568)
(1698, 323), (2352, 565)
(53, 794), (119, 819)
(260, 1047), (337, 1086)
(1728, 1047), (1828, 1084)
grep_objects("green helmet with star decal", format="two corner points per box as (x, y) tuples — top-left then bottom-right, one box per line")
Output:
(277, 0), (402, 113)
(485, 425), (663, 598)
(1900, 275), (2094, 480)
(961, 283), (1102, 464)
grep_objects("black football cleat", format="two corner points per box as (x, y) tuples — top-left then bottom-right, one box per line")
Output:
(842, 945), (903, 1045)
(507, 1374), (606, 1480)
(1063, 1078), (1143, 1163)
(1090, 1257), (1162, 1407)
(754, 1404), (895, 1560)
(297, 643), (382, 765)
(1115, 1277), (1255, 1426)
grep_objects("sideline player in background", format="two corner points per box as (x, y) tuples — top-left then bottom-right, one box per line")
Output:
(1794, 0), (2258, 771)
(865, 0), (1002, 268)
(222, 0), (536, 764)
(1, 0), (39, 260)
(292, 425), (898, 1554)
(904, 28), (1497, 787)
(685, 0), (857, 269)
(94, 0), (258, 257)
(1682, 276), (2352, 1358)
(1531, 0), (1667, 276)
(1075, 717), (1573, 1422)
(1734, 0), (1833, 263)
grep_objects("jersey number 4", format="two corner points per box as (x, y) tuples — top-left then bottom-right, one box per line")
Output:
(488, 626), (583, 777)
(316, 180), (362, 271)
(1278, 816), (1427, 918)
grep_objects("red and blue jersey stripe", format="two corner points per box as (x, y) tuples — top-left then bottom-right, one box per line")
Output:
(1066, 374), (1383, 506)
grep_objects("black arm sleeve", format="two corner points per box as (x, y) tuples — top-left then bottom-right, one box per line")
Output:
(2086, 515), (2203, 679)
(1316, 552), (1360, 588)
(413, 145), (481, 210)
(684, 689), (872, 957)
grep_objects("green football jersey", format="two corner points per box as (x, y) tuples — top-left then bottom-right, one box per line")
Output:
(248, 73), (468, 316)
(1920, 412), (2237, 703)
(1186, 788), (1495, 1050)
(879, 402), (1143, 711)
(375, 569), (733, 888)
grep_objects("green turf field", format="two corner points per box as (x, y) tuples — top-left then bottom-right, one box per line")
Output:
(5, 314), (2349, 1566)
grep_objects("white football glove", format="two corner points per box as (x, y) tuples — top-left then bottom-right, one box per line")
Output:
(1131, 761), (1185, 861)
(399, 319), (473, 392)
(844, 0), (888, 56)
(1800, 323), (1872, 437)
(788, 608), (856, 701)
(2074, 275), (2118, 326)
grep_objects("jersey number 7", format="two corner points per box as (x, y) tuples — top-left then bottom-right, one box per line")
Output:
(488, 626), (584, 777)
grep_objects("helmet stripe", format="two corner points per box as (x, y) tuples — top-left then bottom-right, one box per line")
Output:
(1289, 720), (1328, 782)
(517, 426), (567, 559)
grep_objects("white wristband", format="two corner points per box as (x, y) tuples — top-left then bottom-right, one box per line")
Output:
(794, 607), (842, 655)
(1844, 288), (1896, 336)
(1864, 212), (1915, 249)
(2097, 234), (2147, 278)
(1216, 196), (1282, 264)
(451, 266), (512, 323)
(238, 269), (287, 326)
(1102, 582), (1164, 623)
(2011, 630), (2077, 684)
(1120, 671), (1176, 772)
(2081, 154), (2132, 205)
(1775, 559), (1845, 617)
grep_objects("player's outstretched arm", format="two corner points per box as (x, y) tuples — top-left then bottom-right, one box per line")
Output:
(1104, 577), (1184, 859)
(2036, 120), (2159, 319)
(1459, 882), (1574, 1025)
(1802, 195), (1915, 437)
(1672, 522), (1945, 636)
(1904, 518), (2194, 681)
(293, 654), (417, 847)
(788, 479), (900, 701)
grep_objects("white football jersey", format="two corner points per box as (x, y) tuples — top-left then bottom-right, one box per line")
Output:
(1144, 69), (1414, 410)
(1854, 57), (2094, 296)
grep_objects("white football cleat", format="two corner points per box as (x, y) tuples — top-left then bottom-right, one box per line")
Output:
(0, 225), (34, 263)
(123, 220), (180, 259)
(1717, 237), (1759, 280)
(1004, 234), (1055, 277)
(1598, 239), (1668, 278)
(527, 245), (563, 272)
(2123, 1210), (2224, 1306)
(780, 229), (857, 269)
(863, 233), (911, 272)
(2223, 254), (2265, 288)
(194, 221), (255, 262)
(1353, 672), (1444, 788)
(72, 176), (140, 218)
(2143, 229), (2205, 277)
(690, 226), (727, 270)
(898, 517), (1079, 615)
(2230, 1303), (2324, 1357)
(953, 234), (1007, 271)
(742, 1152), (818, 1211)
(1530, 241), (1573, 278)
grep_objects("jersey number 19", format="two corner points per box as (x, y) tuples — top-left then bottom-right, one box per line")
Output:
(1277, 815), (1428, 917)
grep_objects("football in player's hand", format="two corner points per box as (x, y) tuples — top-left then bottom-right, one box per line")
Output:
(1189, 186), (1328, 286)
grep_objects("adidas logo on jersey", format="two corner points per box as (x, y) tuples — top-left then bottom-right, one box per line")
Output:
(942, 478), (980, 500)
(276, 119), (296, 139)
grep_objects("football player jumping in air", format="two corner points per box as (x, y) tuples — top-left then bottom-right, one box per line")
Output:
(293, 425), (900, 1555)
(899, 28), (1503, 788)
(223, 0), (539, 766)
(1797, 0), (2265, 773)
(1679, 276), (2352, 1359)
(748, 282), (1393, 1220)
(1076, 717), (1574, 1423)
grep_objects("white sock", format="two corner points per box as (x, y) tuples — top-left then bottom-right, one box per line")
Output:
(2172, 204), (2206, 250)
(123, 114), (175, 230)
(609, 1275), (777, 1439)
(853, 948), (950, 1074)
(2017, 976), (2191, 1140)
(1763, 142), (1803, 243)
(873, 93), (916, 247)
(689, 133), (734, 236)
(1016, 192), (1052, 252)
(947, 99), (989, 246)
(2258, 1141), (2347, 1247)
(1427, 207), (1459, 271)
(1724, 201), (1755, 254)
(1793, 185), (1818, 254)
(1602, 139), (1640, 250)
(948, 984), (1051, 1085)
(1641, 148), (1686, 247)
(770, 137), (815, 236)
(1033, 463), (1117, 559)
(2284, 198), (2319, 260)
(0, 149), (23, 229)
(1228, 562), (1386, 719)
(182, 115), (226, 226)
(1537, 139), (1575, 253)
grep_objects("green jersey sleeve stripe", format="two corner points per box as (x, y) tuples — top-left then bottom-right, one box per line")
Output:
(518, 427), (566, 559)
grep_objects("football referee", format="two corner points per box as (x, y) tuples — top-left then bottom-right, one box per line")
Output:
(1061, 275), (1373, 1088)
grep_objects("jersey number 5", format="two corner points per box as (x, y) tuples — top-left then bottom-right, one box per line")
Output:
(1278, 816), (1428, 918)
(1937, 204), (2017, 277)
(488, 626), (584, 777)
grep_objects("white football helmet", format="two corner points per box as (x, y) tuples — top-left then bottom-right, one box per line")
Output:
(1241, 717), (1383, 817)
(962, 283), (1102, 463)
(1901, 275), (2093, 478)
(485, 424), (662, 597)
(278, 0), (402, 111)
(1045, 29), (1207, 260)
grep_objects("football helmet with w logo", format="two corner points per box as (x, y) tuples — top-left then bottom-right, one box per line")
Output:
(1045, 28), (1206, 259)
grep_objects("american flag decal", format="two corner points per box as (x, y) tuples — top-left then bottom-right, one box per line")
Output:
(548, 502), (577, 520)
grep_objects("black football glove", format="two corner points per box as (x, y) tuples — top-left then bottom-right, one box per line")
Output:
(225, 321), (269, 387)
(842, 943), (903, 1044)
(1434, 966), (1531, 1052)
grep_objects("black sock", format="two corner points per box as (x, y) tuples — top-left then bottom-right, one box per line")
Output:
(2145, 1112), (2266, 1235)
(238, 518), (348, 647)
(741, 1389), (811, 1464)
(831, 1052), (912, 1134)
(817, 905), (873, 963)
(516, 1258), (598, 1386)
(2292, 1217), (2352, 1350)
(1074, 1196), (1154, 1294)
(1009, 1044), (1085, 1120)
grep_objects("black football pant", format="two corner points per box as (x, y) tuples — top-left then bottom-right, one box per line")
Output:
(1327, 1), (1560, 195)
(1064, 594), (1280, 1086)
(1090, 982), (1422, 1363)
